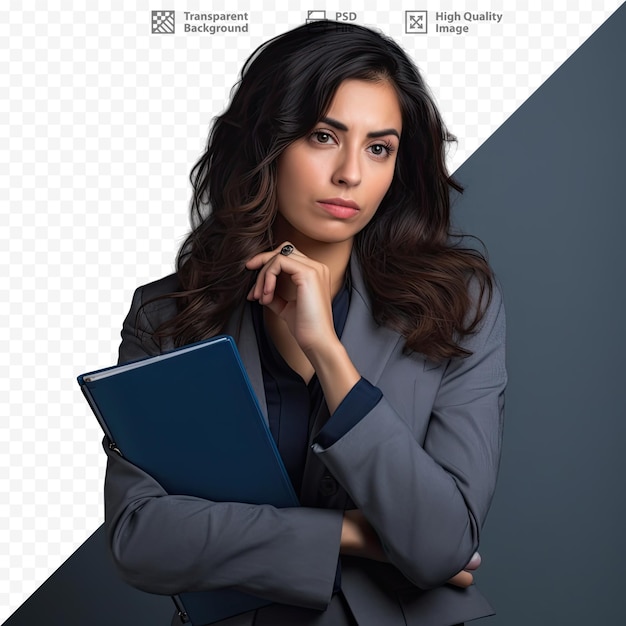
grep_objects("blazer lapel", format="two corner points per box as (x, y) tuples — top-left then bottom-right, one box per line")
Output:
(340, 256), (403, 385)
(300, 257), (402, 507)
(307, 256), (401, 437)
(302, 255), (400, 454)
(224, 302), (269, 426)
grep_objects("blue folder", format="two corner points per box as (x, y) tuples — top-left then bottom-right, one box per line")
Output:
(77, 335), (299, 625)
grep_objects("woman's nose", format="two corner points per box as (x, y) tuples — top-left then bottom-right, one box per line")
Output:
(331, 148), (361, 187)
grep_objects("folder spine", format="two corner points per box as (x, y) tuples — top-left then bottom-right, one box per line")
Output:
(78, 378), (121, 455)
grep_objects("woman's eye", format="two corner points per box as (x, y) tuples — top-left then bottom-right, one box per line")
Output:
(369, 143), (394, 158)
(313, 131), (332, 143)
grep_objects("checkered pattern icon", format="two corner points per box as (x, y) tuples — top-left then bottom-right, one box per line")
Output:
(152, 10), (175, 34)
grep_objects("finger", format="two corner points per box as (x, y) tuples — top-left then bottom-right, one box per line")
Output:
(253, 252), (288, 303)
(250, 256), (289, 303)
(246, 281), (258, 301)
(448, 571), (472, 588)
(245, 242), (300, 270)
(246, 243), (296, 302)
(245, 250), (277, 270)
(259, 262), (279, 304)
(465, 552), (482, 571)
(251, 247), (318, 303)
(447, 570), (473, 588)
(262, 292), (289, 318)
(247, 258), (273, 302)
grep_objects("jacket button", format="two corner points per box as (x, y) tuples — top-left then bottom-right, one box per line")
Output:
(319, 474), (338, 496)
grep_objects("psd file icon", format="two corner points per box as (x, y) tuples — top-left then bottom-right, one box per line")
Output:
(306, 10), (327, 23)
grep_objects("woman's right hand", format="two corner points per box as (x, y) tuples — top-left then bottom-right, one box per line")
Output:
(340, 510), (481, 588)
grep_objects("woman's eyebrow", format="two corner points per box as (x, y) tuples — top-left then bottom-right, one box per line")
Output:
(320, 116), (400, 140)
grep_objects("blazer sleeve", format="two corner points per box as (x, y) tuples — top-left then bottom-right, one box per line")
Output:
(103, 284), (343, 609)
(312, 280), (506, 589)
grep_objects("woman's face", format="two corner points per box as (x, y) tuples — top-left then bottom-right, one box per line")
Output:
(274, 79), (402, 249)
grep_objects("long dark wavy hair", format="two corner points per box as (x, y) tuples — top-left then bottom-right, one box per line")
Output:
(150, 20), (493, 361)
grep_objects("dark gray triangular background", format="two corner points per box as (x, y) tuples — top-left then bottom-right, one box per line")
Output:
(4, 4), (626, 624)
(454, 3), (626, 623)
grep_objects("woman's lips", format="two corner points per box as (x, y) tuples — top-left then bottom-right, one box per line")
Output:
(317, 198), (360, 219)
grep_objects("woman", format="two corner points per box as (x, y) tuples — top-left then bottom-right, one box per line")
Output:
(103, 20), (506, 626)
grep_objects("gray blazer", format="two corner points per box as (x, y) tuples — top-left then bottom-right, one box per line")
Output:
(102, 257), (506, 626)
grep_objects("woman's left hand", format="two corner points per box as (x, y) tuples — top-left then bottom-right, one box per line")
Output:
(245, 242), (337, 355)
(246, 242), (361, 413)
(341, 510), (482, 588)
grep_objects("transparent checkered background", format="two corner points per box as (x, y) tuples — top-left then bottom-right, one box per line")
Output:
(0, 0), (621, 618)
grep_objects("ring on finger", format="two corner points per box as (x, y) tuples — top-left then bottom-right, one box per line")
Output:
(280, 244), (294, 256)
